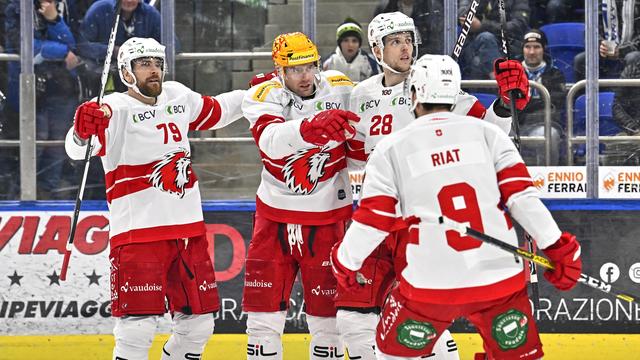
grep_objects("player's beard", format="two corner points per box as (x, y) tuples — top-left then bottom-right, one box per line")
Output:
(139, 77), (162, 97)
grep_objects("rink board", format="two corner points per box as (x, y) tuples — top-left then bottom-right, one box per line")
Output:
(1, 199), (640, 358)
(1, 333), (639, 359)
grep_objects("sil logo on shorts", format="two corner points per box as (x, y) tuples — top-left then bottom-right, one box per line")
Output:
(396, 319), (437, 350)
(491, 309), (529, 350)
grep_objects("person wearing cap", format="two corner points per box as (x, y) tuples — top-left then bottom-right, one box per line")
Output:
(323, 18), (380, 82)
(519, 29), (566, 165)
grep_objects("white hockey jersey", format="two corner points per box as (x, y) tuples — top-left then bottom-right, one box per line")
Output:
(242, 70), (354, 225)
(65, 81), (245, 248)
(347, 73), (513, 169)
(337, 111), (562, 304)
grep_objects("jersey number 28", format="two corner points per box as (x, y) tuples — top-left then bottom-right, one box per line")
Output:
(369, 114), (393, 135)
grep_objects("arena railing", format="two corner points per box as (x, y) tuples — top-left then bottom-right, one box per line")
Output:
(565, 79), (640, 165)
(460, 80), (553, 166)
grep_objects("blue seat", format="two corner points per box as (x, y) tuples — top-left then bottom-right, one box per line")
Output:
(573, 92), (622, 157)
(540, 23), (586, 82)
(546, 45), (583, 83)
(471, 93), (497, 109)
(540, 22), (585, 47)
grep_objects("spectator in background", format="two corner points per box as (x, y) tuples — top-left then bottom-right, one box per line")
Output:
(322, 18), (379, 82)
(374, 0), (444, 55)
(76, 0), (161, 100)
(611, 56), (640, 165)
(5, 0), (81, 199)
(519, 29), (566, 165)
(458, 0), (530, 79)
(574, 0), (640, 81)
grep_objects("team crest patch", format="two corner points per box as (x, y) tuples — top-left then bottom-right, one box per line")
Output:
(149, 148), (194, 198)
(282, 146), (330, 194)
(396, 319), (437, 350)
(492, 309), (529, 350)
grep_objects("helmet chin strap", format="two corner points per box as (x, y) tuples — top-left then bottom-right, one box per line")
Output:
(374, 44), (415, 77)
(121, 66), (164, 101)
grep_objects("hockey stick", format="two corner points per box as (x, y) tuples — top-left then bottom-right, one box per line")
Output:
(60, 0), (122, 281)
(437, 216), (639, 304)
(496, 0), (541, 308)
(497, 0), (521, 150)
(452, 0), (480, 61)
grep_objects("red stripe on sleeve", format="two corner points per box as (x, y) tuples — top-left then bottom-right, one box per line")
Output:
(251, 114), (285, 144)
(353, 195), (398, 232)
(497, 163), (533, 203)
(467, 100), (487, 119)
(189, 96), (222, 131)
(352, 207), (396, 232)
(497, 162), (530, 183)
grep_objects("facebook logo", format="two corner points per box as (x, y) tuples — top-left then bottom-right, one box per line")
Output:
(599, 262), (620, 283)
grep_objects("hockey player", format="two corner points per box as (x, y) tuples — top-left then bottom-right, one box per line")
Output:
(241, 32), (358, 360)
(65, 37), (246, 360)
(332, 54), (582, 360)
(337, 11), (532, 360)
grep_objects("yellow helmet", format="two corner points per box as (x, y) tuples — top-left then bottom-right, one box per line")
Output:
(272, 32), (320, 68)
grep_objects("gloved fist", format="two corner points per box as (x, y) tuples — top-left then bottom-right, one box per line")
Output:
(542, 232), (582, 291)
(493, 58), (530, 111)
(330, 242), (361, 292)
(300, 109), (359, 146)
(73, 101), (112, 140)
(248, 70), (277, 88)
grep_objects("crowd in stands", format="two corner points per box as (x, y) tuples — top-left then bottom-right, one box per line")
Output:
(1, 0), (640, 200)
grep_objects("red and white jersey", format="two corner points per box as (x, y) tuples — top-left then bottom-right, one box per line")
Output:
(347, 73), (512, 170)
(337, 111), (560, 304)
(65, 81), (245, 248)
(243, 70), (354, 225)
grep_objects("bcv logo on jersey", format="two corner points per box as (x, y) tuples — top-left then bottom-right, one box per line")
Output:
(315, 101), (341, 111)
(165, 104), (186, 115)
(359, 99), (380, 113)
(132, 110), (156, 123)
(391, 96), (410, 106)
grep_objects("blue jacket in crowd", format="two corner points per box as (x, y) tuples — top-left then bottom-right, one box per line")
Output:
(76, 0), (161, 63)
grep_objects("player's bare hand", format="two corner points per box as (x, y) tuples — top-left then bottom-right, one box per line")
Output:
(38, 0), (58, 22)
(65, 51), (81, 70)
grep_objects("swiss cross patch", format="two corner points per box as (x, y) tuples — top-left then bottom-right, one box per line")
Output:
(435, 129), (443, 136)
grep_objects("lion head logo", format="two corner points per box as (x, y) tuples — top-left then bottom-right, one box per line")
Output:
(149, 148), (193, 198)
(282, 147), (331, 194)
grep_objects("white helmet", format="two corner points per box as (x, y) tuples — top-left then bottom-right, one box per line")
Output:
(368, 12), (421, 73)
(409, 54), (461, 111)
(117, 37), (166, 98)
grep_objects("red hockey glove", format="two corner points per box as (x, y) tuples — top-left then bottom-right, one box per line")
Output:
(248, 70), (277, 88)
(493, 58), (530, 111)
(330, 242), (360, 292)
(300, 109), (359, 146)
(73, 101), (112, 140)
(542, 232), (582, 291)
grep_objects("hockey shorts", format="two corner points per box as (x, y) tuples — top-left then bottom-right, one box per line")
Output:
(242, 213), (345, 317)
(376, 287), (543, 360)
(110, 235), (220, 317)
